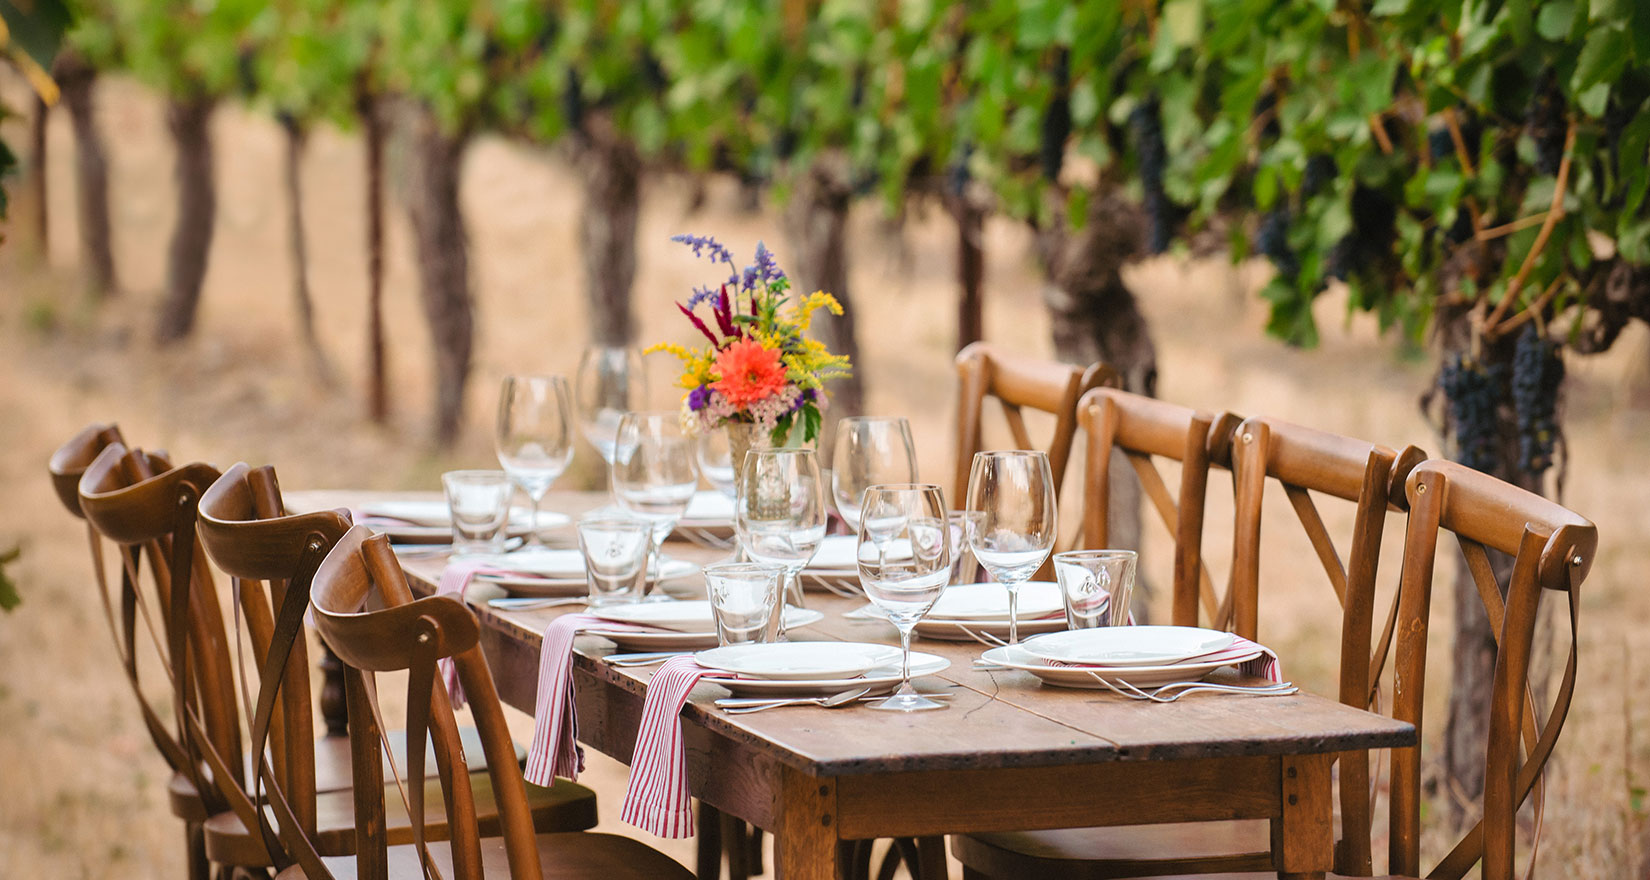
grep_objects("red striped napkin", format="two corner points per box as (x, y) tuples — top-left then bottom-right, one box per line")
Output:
(520, 613), (652, 788)
(1048, 635), (1282, 683)
(434, 557), (500, 709)
(620, 655), (727, 837)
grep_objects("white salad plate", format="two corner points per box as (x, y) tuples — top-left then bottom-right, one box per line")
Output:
(357, 500), (569, 531)
(705, 650), (951, 697)
(583, 607), (823, 652)
(1021, 625), (1235, 668)
(913, 615), (1068, 641)
(928, 582), (1063, 620)
(697, 641), (900, 681)
(679, 491), (735, 527)
(467, 550), (698, 597)
(980, 645), (1262, 689)
(803, 535), (860, 573)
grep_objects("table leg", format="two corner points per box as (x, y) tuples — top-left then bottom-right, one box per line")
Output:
(777, 765), (840, 880)
(1271, 753), (1333, 879)
(317, 640), (348, 737)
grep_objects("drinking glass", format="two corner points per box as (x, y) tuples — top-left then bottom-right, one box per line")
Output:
(576, 515), (652, 607)
(495, 375), (574, 546)
(966, 450), (1057, 644)
(736, 449), (826, 640)
(946, 510), (986, 585)
(831, 417), (918, 533)
(856, 483), (950, 712)
(1053, 549), (1138, 629)
(704, 562), (786, 646)
(442, 469), (513, 555)
(696, 431), (738, 499)
(611, 412), (698, 595)
(575, 345), (648, 466)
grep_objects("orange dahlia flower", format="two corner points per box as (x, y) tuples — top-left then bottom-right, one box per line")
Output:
(711, 339), (789, 408)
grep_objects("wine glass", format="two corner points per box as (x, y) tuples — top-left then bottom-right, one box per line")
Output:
(696, 430), (738, 499)
(856, 483), (950, 712)
(831, 416), (918, 533)
(495, 375), (575, 546)
(575, 345), (648, 466)
(610, 412), (698, 595)
(966, 450), (1057, 644)
(735, 449), (826, 639)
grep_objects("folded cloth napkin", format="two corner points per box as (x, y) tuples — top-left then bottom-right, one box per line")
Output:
(1048, 634), (1281, 683)
(620, 655), (728, 837)
(521, 613), (652, 789)
(433, 556), (500, 708)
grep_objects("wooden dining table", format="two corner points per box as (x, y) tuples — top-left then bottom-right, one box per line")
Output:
(290, 489), (1415, 880)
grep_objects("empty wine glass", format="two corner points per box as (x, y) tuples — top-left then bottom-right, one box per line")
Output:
(696, 430), (738, 499)
(611, 412), (698, 596)
(495, 375), (575, 546)
(966, 450), (1057, 644)
(736, 449), (826, 640)
(831, 416), (918, 533)
(575, 345), (648, 465)
(856, 483), (950, 712)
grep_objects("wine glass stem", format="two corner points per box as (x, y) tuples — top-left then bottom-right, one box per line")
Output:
(527, 491), (545, 546)
(1007, 583), (1020, 645)
(898, 625), (913, 690)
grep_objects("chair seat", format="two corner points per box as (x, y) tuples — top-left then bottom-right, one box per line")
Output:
(167, 771), (211, 822)
(204, 773), (598, 867)
(311, 726), (524, 793)
(952, 821), (1274, 879)
(272, 831), (694, 879)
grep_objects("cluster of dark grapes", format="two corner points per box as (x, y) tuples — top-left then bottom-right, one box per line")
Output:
(1302, 155), (1336, 198)
(1512, 325), (1564, 476)
(1131, 97), (1175, 253)
(1256, 208), (1299, 280)
(1527, 68), (1566, 175)
(1252, 90), (1281, 142)
(1039, 49), (1071, 183)
(1327, 186), (1397, 281)
(640, 50), (668, 97)
(1440, 354), (1507, 474)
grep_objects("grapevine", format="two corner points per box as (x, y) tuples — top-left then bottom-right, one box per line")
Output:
(1439, 354), (1506, 475)
(1131, 96), (1173, 254)
(1527, 67), (1566, 177)
(1511, 325), (1563, 476)
(1039, 48), (1070, 184)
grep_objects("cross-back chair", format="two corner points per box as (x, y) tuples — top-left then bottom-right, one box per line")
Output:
(953, 407), (1425, 879)
(194, 463), (598, 872)
(271, 524), (691, 880)
(76, 443), (245, 877)
(952, 341), (1115, 506)
(50, 425), (215, 879)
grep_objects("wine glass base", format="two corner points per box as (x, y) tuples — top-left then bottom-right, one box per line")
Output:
(869, 693), (948, 712)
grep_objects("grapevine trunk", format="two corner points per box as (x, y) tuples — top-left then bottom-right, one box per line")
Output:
(155, 96), (217, 343)
(404, 104), (473, 448)
(58, 54), (117, 298)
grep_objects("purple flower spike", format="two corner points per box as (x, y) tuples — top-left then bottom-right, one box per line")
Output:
(672, 233), (736, 271)
(752, 241), (785, 286)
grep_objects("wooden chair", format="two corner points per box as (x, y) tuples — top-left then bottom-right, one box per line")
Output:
(952, 341), (1114, 505)
(953, 405), (1425, 878)
(190, 462), (598, 872)
(270, 524), (692, 880)
(77, 442), (245, 880)
(50, 425), (216, 880)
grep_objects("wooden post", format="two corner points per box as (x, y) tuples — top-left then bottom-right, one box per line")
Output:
(777, 766), (840, 880)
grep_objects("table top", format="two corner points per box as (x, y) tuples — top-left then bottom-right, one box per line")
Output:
(290, 489), (1416, 778)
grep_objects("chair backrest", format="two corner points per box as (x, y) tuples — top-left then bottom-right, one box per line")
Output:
(1228, 416), (1425, 875)
(77, 445), (248, 826)
(953, 341), (1113, 505)
(306, 525), (541, 880)
(1077, 387), (1242, 628)
(1388, 460), (1594, 880)
(198, 462), (353, 865)
(48, 422), (125, 518)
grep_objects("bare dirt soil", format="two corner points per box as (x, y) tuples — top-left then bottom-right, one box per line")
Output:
(3, 75), (1648, 878)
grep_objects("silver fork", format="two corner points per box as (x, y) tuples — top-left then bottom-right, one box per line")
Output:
(1096, 675), (1297, 702)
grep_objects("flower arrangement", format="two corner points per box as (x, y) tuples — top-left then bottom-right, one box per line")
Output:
(649, 234), (852, 445)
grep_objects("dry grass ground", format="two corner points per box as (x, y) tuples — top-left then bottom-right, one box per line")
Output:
(2, 75), (1649, 878)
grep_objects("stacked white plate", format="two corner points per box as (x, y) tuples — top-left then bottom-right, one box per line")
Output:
(912, 582), (1068, 641)
(355, 500), (570, 542)
(799, 535), (861, 592)
(585, 600), (823, 651)
(694, 641), (950, 697)
(461, 548), (699, 598)
(981, 626), (1261, 689)
(679, 491), (735, 528)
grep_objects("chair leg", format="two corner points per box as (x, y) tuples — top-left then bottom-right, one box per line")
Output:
(696, 802), (724, 879)
(837, 839), (874, 880)
(914, 836), (949, 880)
(721, 812), (749, 880)
(186, 822), (210, 880)
(747, 826), (765, 876)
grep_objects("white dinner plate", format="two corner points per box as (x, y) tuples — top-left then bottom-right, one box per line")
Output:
(929, 582), (1063, 620)
(358, 500), (569, 531)
(913, 615), (1068, 641)
(1021, 626), (1235, 668)
(980, 645), (1262, 689)
(803, 535), (859, 573)
(467, 550), (697, 584)
(680, 491), (735, 526)
(709, 651), (951, 697)
(697, 641), (901, 681)
(584, 608), (823, 652)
